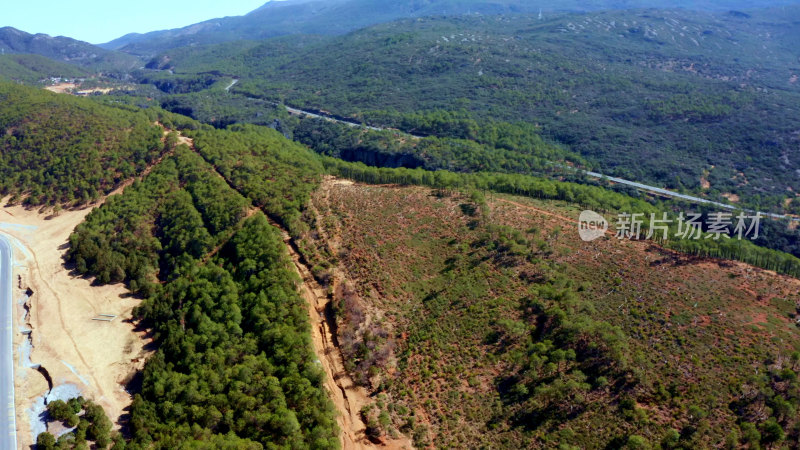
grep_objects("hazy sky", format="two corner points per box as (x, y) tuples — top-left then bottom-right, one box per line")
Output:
(3, 0), (274, 44)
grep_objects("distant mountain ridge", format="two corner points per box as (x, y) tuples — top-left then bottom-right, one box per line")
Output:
(0, 54), (88, 83)
(141, 5), (800, 212)
(100, 0), (800, 57)
(0, 27), (139, 73)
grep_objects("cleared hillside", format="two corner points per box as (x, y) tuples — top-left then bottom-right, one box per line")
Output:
(295, 177), (800, 448)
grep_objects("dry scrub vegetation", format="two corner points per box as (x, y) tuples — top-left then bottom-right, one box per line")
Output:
(295, 178), (800, 448)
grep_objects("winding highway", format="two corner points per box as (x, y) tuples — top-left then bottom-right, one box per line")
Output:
(275, 102), (798, 221)
(283, 105), (390, 133)
(582, 170), (799, 221)
(0, 233), (17, 449)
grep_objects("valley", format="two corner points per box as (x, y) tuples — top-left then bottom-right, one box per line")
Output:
(1, 0), (800, 448)
(145, 7), (800, 216)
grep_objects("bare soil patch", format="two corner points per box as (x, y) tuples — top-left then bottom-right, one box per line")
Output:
(2, 198), (150, 447)
(722, 192), (740, 202)
(44, 83), (76, 94)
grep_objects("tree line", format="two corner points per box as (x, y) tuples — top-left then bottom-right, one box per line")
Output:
(67, 125), (337, 447)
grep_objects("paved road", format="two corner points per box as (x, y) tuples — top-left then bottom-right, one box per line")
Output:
(283, 105), (389, 133)
(224, 78), (238, 93)
(279, 103), (426, 136)
(276, 102), (798, 221)
(0, 234), (16, 449)
(583, 170), (798, 221)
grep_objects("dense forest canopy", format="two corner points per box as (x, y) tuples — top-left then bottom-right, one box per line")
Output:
(68, 130), (337, 448)
(0, 82), (165, 206)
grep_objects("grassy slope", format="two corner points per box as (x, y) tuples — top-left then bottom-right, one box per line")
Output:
(300, 179), (800, 448)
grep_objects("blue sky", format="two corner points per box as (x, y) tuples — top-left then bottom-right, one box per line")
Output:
(4, 0), (274, 44)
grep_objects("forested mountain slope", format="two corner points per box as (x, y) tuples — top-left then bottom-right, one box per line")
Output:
(10, 79), (795, 447)
(3, 2), (799, 446)
(102, 0), (800, 56)
(103, 0), (539, 56)
(0, 82), (165, 206)
(66, 141), (339, 448)
(149, 8), (800, 213)
(0, 54), (88, 84)
(0, 27), (139, 74)
(0, 82), (341, 447)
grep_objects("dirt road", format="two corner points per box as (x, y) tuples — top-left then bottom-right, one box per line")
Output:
(181, 131), (405, 448)
(273, 224), (376, 449)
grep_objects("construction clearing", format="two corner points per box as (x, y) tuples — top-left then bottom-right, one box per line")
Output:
(0, 197), (151, 448)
